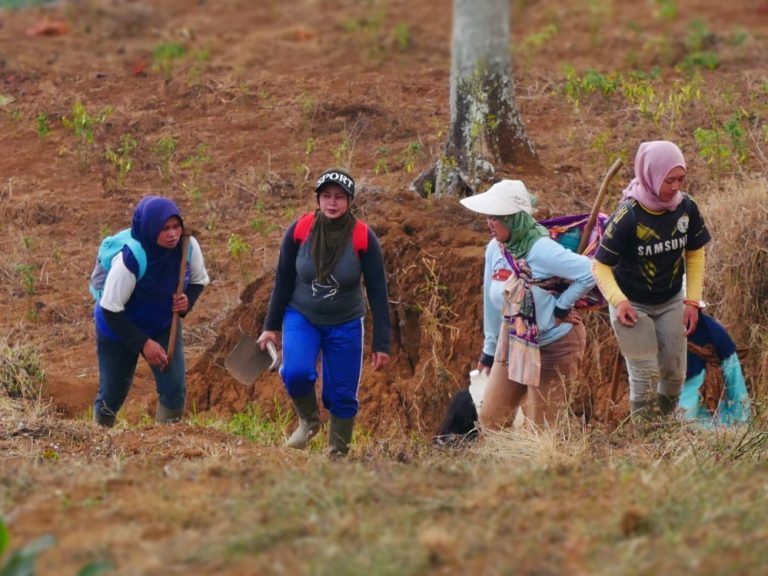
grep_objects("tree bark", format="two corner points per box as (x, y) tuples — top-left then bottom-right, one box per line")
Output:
(413, 0), (539, 198)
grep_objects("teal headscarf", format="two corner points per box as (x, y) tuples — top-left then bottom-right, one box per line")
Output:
(500, 211), (549, 260)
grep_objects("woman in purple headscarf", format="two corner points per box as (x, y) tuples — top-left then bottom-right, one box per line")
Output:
(593, 141), (711, 422)
(93, 196), (209, 427)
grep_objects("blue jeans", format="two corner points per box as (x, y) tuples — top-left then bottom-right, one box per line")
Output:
(280, 308), (363, 419)
(94, 323), (185, 420)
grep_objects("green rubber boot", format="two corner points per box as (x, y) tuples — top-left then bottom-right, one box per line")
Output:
(156, 402), (184, 424)
(328, 415), (355, 458)
(657, 393), (679, 417)
(285, 393), (320, 449)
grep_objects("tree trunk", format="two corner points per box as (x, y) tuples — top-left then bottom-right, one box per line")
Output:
(413, 0), (539, 198)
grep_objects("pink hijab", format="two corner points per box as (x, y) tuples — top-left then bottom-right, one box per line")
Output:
(622, 140), (686, 211)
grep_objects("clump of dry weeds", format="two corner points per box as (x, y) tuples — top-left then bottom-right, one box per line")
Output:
(0, 339), (45, 400)
(700, 176), (768, 397)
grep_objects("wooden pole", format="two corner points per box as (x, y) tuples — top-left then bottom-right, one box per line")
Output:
(577, 158), (623, 255)
(165, 232), (191, 371)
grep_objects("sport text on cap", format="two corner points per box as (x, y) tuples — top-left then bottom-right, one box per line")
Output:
(316, 169), (355, 199)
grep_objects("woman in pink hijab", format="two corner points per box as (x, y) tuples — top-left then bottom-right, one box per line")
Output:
(592, 141), (711, 422)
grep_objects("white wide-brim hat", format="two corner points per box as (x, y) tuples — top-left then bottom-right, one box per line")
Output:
(459, 180), (534, 216)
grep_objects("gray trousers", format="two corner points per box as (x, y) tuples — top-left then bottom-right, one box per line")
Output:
(609, 292), (686, 402)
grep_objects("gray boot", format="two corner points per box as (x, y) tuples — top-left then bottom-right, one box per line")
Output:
(156, 402), (184, 424)
(657, 393), (679, 417)
(328, 415), (355, 457)
(285, 393), (320, 449)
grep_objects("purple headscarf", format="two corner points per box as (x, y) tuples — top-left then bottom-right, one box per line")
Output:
(622, 140), (686, 212)
(125, 195), (185, 293)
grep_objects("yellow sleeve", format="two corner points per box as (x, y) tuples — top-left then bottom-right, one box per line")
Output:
(592, 260), (628, 307)
(685, 247), (706, 302)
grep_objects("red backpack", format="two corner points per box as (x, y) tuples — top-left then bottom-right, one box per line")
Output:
(292, 213), (369, 257)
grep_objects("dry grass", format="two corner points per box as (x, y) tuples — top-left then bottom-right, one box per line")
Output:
(700, 176), (768, 397)
(2, 394), (768, 574)
(0, 339), (45, 400)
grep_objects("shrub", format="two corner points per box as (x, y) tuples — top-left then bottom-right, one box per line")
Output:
(0, 340), (45, 399)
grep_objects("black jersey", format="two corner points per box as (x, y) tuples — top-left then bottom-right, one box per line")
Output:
(595, 194), (711, 305)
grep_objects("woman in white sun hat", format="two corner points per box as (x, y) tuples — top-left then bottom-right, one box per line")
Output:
(460, 180), (595, 429)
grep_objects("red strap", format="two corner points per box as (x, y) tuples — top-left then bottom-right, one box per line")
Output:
(293, 212), (315, 243)
(352, 221), (368, 255)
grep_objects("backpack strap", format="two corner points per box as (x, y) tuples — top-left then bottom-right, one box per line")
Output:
(352, 221), (368, 256)
(293, 212), (315, 244)
(124, 236), (147, 280)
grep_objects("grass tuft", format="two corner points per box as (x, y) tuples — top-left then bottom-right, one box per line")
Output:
(0, 339), (45, 400)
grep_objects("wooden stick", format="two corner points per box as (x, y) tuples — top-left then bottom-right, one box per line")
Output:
(577, 158), (624, 255)
(609, 348), (623, 408)
(165, 232), (191, 370)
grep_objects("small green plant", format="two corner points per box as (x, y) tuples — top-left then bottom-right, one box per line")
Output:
(61, 102), (112, 169)
(304, 137), (316, 157)
(397, 141), (423, 174)
(374, 147), (390, 175)
(99, 223), (113, 239)
(14, 263), (35, 297)
(652, 0), (678, 20)
(104, 133), (138, 188)
(249, 216), (278, 238)
(180, 143), (212, 202)
(729, 27), (750, 47)
(282, 206), (299, 223)
(724, 111), (749, 165)
(187, 45), (211, 85)
(227, 233), (250, 260)
(694, 126), (729, 189)
(393, 22), (411, 52)
(62, 102), (111, 145)
(5, 108), (23, 122)
(35, 112), (50, 139)
(298, 91), (317, 120)
(522, 23), (558, 52)
(0, 339), (45, 399)
(152, 42), (186, 81)
(332, 132), (355, 168)
(229, 400), (292, 445)
(680, 51), (719, 71)
(561, 66), (620, 109)
(152, 136), (178, 183)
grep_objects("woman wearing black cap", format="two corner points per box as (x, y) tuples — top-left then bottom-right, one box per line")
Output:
(257, 168), (391, 457)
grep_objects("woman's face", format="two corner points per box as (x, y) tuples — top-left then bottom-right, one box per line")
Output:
(157, 216), (183, 249)
(658, 166), (686, 202)
(318, 185), (350, 219)
(486, 215), (510, 242)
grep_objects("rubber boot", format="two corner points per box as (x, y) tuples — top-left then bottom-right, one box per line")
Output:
(156, 402), (184, 424)
(629, 399), (652, 423)
(629, 400), (655, 432)
(94, 409), (116, 428)
(328, 415), (355, 458)
(285, 393), (320, 449)
(657, 393), (679, 417)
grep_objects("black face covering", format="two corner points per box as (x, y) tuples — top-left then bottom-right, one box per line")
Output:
(309, 209), (356, 283)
